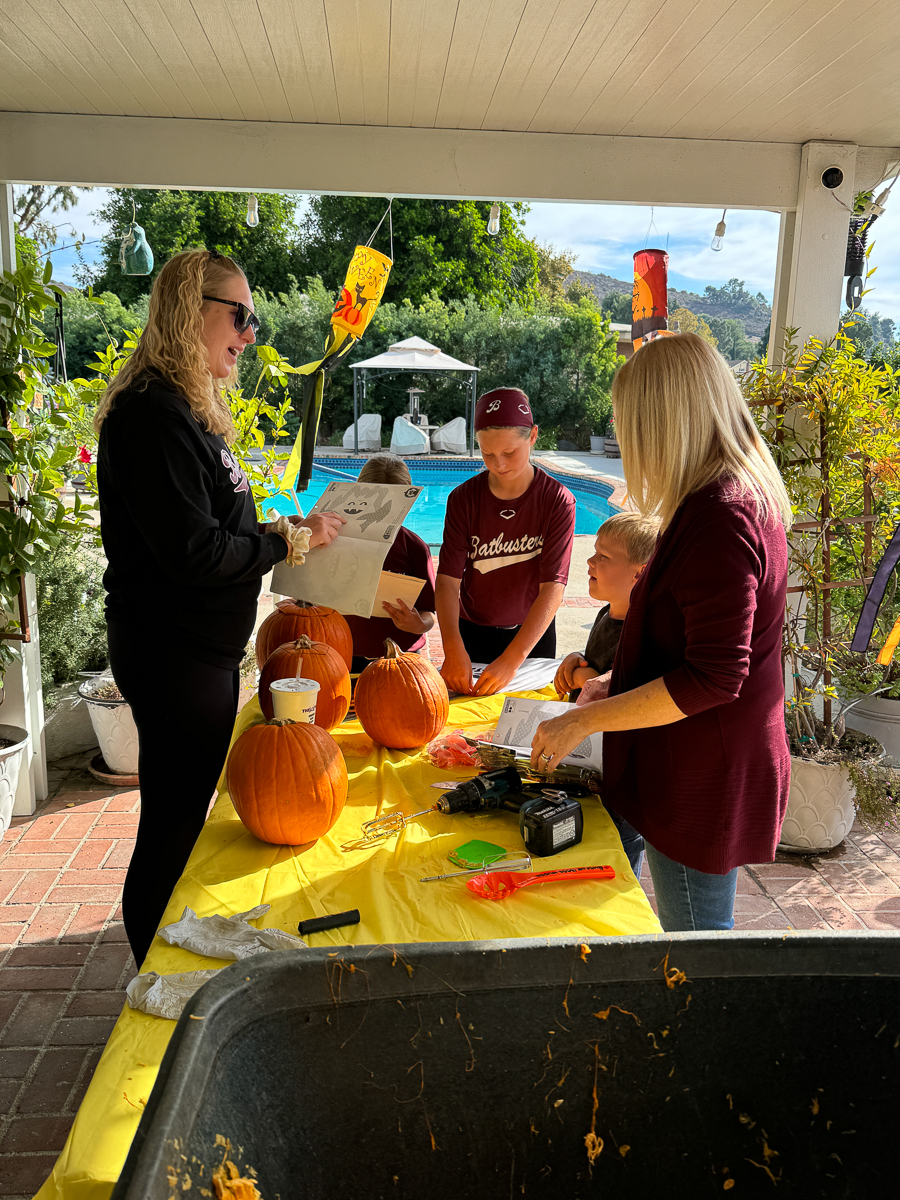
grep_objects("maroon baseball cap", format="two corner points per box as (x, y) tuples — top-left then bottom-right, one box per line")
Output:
(474, 387), (534, 431)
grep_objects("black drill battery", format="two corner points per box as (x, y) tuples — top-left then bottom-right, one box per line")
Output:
(518, 790), (584, 857)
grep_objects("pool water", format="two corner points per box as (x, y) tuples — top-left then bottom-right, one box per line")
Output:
(267, 459), (614, 545)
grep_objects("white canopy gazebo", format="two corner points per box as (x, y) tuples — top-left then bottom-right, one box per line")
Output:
(350, 336), (479, 454)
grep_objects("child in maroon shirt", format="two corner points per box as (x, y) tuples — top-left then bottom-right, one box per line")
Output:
(343, 455), (436, 673)
(437, 388), (576, 696)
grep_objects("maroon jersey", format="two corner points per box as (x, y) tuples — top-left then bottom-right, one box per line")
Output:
(345, 526), (436, 659)
(438, 468), (575, 627)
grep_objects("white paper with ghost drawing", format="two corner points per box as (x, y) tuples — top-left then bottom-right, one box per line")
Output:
(492, 696), (603, 771)
(271, 483), (423, 617)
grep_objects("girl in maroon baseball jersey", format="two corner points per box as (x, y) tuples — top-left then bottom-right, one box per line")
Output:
(436, 388), (576, 696)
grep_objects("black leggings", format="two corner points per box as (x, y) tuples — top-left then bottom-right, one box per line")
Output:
(458, 617), (556, 663)
(107, 623), (239, 968)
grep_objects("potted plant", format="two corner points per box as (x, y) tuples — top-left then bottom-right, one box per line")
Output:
(77, 674), (139, 779)
(0, 257), (97, 822)
(745, 328), (900, 849)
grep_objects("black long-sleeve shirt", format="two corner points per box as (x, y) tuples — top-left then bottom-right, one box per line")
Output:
(97, 373), (287, 669)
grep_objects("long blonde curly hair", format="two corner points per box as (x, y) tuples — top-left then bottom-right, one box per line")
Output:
(94, 249), (244, 441)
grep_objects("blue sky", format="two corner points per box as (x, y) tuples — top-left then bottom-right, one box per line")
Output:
(38, 187), (900, 324)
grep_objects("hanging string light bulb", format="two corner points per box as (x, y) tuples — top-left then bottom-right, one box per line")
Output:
(487, 203), (501, 236)
(710, 209), (727, 252)
(246, 195), (260, 228)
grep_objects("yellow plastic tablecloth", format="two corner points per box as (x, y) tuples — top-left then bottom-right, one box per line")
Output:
(36, 691), (660, 1200)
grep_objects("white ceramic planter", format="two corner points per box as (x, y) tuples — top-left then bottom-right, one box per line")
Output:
(844, 695), (900, 768)
(78, 681), (140, 775)
(779, 755), (858, 853)
(0, 725), (29, 838)
(589, 436), (604, 456)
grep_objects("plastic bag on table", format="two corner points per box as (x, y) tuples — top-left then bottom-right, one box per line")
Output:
(157, 904), (307, 962)
(422, 728), (493, 770)
(126, 969), (220, 1020)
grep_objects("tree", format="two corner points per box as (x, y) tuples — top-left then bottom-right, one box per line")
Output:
(841, 308), (896, 357)
(702, 315), (754, 360)
(534, 241), (578, 299)
(14, 185), (93, 251)
(296, 197), (541, 309)
(599, 290), (633, 324)
(670, 306), (717, 347)
(39, 290), (148, 382)
(244, 279), (620, 448)
(85, 189), (306, 305)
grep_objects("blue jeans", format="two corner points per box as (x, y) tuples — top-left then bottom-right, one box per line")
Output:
(606, 808), (645, 880)
(644, 840), (739, 931)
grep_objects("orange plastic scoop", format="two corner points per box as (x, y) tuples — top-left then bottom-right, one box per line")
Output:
(466, 864), (615, 901)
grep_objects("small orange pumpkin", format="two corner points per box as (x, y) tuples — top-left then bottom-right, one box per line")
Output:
(259, 635), (351, 728)
(256, 599), (353, 670)
(354, 639), (449, 749)
(226, 718), (348, 845)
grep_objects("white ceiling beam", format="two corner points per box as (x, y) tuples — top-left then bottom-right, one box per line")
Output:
(0, 111), (818, 210)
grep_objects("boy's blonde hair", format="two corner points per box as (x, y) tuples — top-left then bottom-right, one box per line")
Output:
(597, 512), (661, 565)
(612, 332), (791, 527)
(357, 453), (412, 486)
(94, 248), (245, 441)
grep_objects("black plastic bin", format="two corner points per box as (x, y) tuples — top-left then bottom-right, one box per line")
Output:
(113, 933), (900, 1199)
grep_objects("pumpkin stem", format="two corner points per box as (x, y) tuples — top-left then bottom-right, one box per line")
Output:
(293, 636), (316, 650)
(382, 639), (402, 659)
(267, 717), (296, 727)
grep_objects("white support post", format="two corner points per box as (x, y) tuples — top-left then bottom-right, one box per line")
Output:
(0, 182), (47, 815)
(769, 142), (857, 362)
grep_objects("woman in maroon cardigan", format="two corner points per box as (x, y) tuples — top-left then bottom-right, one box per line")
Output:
(531, 333), (792, 931)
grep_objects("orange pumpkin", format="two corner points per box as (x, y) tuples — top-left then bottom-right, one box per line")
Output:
(256, 600), (353, 670)
(259, 635), (350, 728)
(354, 639), (449, 749)
(226, 718), (348, 845)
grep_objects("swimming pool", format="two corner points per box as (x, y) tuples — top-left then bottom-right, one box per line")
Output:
(267, 458), (615, 545)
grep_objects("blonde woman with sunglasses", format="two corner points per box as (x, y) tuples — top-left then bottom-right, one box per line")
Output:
(95, 249), (344, 967)
(530, 333), (792, 932)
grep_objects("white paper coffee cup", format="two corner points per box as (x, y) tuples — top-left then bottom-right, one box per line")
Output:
(270, 678), (320, 723)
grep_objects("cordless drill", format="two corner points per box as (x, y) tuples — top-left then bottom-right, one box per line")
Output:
(434, 767), (584, 857)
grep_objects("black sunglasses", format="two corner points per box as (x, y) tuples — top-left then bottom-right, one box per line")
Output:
(202, 295), (260, 336)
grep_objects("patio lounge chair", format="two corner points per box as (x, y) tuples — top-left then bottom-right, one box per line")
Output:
(430, 416), (467, 454)
(389, 414), (430, 455)
(342, 413), (382, 452)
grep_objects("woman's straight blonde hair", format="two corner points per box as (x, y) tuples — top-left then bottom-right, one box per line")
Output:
(94, 249), (245, 441)
(613, 332), (792, 528)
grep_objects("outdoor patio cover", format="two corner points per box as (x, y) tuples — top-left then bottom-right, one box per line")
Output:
(353, 335), (475, 374)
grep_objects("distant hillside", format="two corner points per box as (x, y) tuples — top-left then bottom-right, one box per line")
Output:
(566, 270), (771, 337)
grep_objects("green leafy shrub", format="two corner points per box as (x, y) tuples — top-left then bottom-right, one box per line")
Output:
(33, 540), (108, 687)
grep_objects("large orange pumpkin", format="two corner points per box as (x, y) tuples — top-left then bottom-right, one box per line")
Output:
(259, 635), (350, 728)
(256, 600), (353, 670)
(226, 718), (348, 845)
(354, 639), (449, 749)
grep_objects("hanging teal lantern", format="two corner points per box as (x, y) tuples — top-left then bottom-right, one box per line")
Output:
(119, 221), (154, 275)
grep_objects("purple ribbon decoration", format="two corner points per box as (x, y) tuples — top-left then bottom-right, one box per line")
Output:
(850, 518), (900, 653)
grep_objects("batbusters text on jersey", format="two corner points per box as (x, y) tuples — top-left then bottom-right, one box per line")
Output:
(468, 532), (544, 574)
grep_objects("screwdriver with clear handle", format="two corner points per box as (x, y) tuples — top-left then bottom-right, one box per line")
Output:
(420, 853), (532, 882)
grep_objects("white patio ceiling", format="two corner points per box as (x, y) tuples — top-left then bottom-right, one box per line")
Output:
(1, 0), (899, 146)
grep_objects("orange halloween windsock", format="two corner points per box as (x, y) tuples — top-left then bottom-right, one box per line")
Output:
(632, 249), (670, 350)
